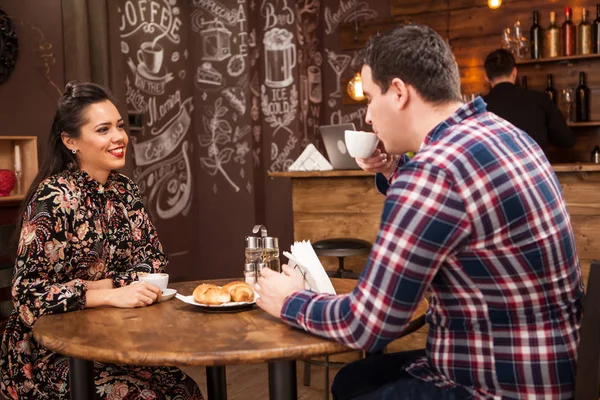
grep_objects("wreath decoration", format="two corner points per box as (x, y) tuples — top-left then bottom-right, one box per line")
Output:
(0, 9), (18, 84)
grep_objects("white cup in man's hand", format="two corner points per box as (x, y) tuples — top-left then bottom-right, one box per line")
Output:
(138, 273), (169, 291)
(345, 130), (380, 158)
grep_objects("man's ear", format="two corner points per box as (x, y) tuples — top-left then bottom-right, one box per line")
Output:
(61, 133), (77, 152)
(390, 77), (409, 109)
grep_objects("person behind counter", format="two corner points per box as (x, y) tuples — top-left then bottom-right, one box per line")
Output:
(254, 24), (583, 400)
(0, 82), (204, 399)
(483, 48), (575, 157)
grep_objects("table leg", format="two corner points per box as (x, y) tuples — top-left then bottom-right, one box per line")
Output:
(206, 366), (227, 400)
(68, 357), (95, 400)
(268, 360), (297, 400)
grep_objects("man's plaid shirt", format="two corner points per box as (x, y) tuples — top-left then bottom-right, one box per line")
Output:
(282, 98), (583, 399)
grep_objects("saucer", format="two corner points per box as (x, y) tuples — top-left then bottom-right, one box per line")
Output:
(159, 288), (177, 302)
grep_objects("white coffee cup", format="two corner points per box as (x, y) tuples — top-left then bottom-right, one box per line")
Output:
(138, 273), (169, 291)
(344, 130), (379, 158)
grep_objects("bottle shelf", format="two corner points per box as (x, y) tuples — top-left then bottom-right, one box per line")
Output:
(567, 121), (600, 128)
(516, 53), (600, 66)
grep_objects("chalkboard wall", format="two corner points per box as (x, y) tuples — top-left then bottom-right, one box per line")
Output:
(0, 0), (390, 281)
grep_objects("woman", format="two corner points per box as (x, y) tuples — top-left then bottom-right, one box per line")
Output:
(0, 82), (203, 399)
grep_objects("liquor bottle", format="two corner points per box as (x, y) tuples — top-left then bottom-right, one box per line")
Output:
(593, 4), (600, 53)
(530, 10), (543, 59)
(546, 11), (561, 58)
(576, 71), (590, 122)
(578, 8), (593, 54)
(562, 7), (577, 56)
(592, 145), (600, 163)
(545, 74), (557, 105)
(521, 76), (528, 89)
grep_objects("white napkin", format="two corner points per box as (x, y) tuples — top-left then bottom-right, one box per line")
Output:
(287, 144), (333, 171)
(284, 240), (336, 295)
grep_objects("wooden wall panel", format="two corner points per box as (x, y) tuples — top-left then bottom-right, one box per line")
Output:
(390, 0), (450, 17)
(339, 14), (448, 52)
(341, 0), (600, 163)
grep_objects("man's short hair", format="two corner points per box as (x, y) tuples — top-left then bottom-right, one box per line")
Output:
(484, 49), (516, 81)
(352, 23), (461, 104)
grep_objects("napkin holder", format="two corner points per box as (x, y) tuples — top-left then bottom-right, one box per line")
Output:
(284, 240), (336, 294)
(287, 144), (333, 172)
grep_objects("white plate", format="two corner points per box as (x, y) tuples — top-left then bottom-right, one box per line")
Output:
(159, 288), (177, 302)
(175, 291), (258, 312)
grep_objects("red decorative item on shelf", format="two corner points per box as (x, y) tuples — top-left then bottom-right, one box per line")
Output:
(0, 170), (16, 197)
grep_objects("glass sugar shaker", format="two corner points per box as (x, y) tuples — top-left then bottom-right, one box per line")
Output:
(256, 262), (267, 278)
(252, 224), (281, 273)
(245, 234), (263, 264)
(244, 262), (256, 286)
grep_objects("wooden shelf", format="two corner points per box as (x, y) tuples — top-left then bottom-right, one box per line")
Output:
(0, 136), (38, 201)
(0, 195), (24, 204)
(552, 163), (600, 173)
(516, 53), (600, 66)
(568, 121), (600, 128)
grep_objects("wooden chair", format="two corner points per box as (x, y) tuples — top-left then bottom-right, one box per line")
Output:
(574, 260), (600, 400)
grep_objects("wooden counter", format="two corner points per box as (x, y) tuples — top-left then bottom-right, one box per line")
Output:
(271, 163), (600, 353)
(270, 163), (600, 286)
(269, 170), (382, 275)
(552, 163), (600, 287)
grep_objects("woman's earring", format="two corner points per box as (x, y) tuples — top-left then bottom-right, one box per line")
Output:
(72, 149), (77, 154)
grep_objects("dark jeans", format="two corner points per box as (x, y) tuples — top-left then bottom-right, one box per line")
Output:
(331, 349), (472, 400)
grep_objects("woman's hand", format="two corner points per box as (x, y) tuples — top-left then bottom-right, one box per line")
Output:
(84, 281), (161, 308)
(255, 264), (305, 318)
(356, 144), (399, 178)
(104, 282), (162, 308)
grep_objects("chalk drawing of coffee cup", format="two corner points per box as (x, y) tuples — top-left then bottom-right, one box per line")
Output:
(137, 42), (164, 75)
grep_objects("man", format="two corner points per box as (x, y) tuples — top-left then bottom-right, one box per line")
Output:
(256, 24), (583, 399)
(483, 48), (575, 157)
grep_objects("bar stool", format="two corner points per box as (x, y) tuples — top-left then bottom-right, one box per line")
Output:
(313, 238), (372, 279)
(304, 237), (372, 399)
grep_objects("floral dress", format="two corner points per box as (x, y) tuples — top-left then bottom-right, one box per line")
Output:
(0, 170), (203, 400)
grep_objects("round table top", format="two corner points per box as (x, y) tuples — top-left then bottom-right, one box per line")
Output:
(32, 278), (428, 367)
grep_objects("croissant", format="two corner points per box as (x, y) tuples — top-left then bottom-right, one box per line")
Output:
(193, 283), (231, 305)
(222, 281), (255, 302)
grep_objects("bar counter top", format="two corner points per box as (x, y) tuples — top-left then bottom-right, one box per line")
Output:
(269, 163), (600, 178)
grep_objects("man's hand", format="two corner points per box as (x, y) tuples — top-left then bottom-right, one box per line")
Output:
(255, 264), (305, 318)
(355, 143), (398, 178)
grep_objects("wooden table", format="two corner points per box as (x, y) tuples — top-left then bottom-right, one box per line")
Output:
(32, 278), (428, 400)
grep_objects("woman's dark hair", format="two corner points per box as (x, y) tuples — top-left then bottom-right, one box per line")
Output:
(352, 23), (462, 104)
(12, 81), (115, 257)
(484, 48), (516, 81)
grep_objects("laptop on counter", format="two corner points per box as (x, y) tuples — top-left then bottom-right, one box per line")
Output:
(319, 123), (361, 170)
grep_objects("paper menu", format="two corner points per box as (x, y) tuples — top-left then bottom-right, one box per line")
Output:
(283, 240), (336, 295)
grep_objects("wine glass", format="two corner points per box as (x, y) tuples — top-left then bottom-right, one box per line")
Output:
(326, 50), (351, 98)
(511, 21), (529, 59)
(561, 88), (575, 123)
(501, 28), (513, 51)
